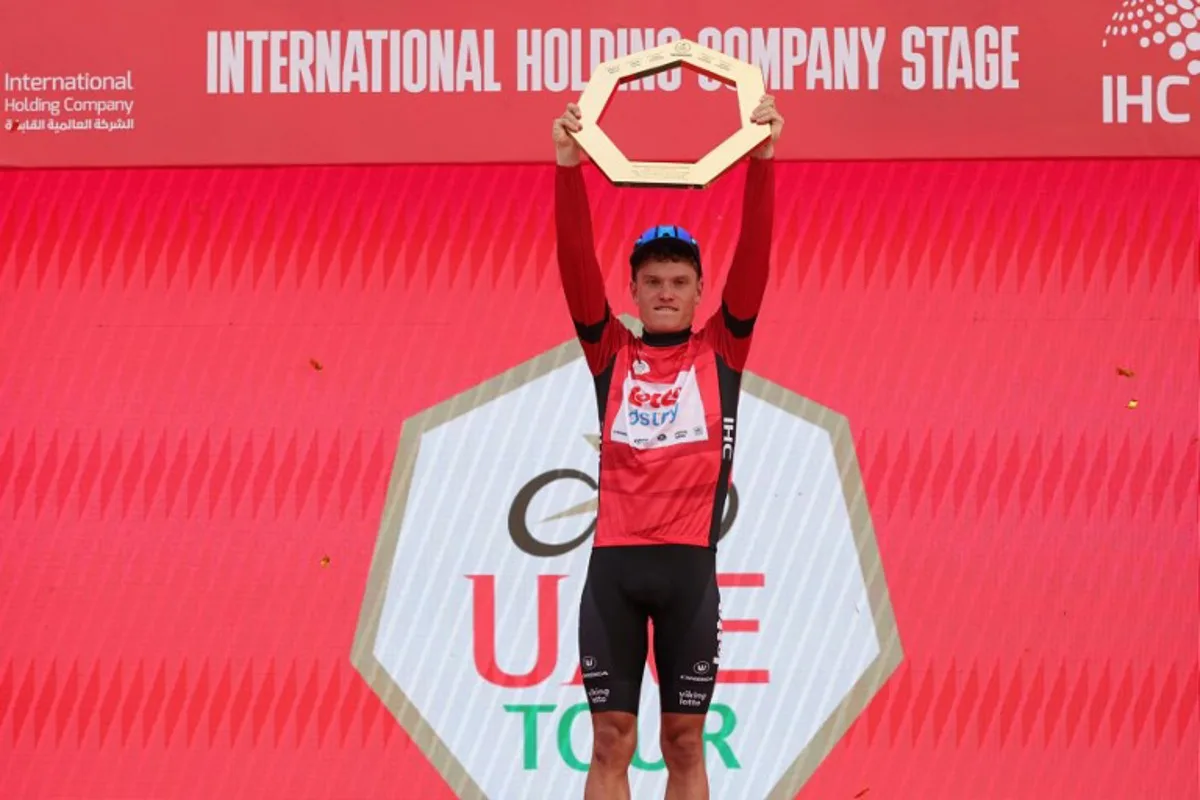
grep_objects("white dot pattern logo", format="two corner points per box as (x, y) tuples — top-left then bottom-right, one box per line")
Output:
(1104, 0), (1200, 77)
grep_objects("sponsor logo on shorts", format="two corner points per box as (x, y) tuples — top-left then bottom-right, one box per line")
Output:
(581, 655), (609, 680)
(587, 687), (610, 705)
(676, 662), (710, 686)
(678, 689), (708, 708)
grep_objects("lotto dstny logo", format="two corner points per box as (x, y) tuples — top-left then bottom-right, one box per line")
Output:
(1101, 0), (1199, 123)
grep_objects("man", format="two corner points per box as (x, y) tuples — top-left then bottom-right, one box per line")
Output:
(552, 95), (783, 800)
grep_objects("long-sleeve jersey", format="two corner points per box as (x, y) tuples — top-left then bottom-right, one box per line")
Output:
(555, 157), (775, 550)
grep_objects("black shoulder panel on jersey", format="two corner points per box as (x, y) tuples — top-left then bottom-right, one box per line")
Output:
(593, 356), (616, 429)
(574, 305), (611, 344)
(721, 301), (756, 340)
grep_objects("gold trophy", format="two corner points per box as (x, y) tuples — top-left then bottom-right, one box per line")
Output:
(567, 38), (769, 189)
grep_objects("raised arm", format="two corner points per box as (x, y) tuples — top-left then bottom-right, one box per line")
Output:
(721, 154), (775, 325)
(703, 94), (783, 369)
(553, 102), (626, 374)
(555, 163), (608, 329)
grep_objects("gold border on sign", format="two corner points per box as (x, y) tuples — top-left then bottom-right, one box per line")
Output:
(568, 38), (770, 188)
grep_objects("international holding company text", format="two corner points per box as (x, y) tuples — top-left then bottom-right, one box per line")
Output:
(201, 21), (1194, 127)
(205, 25), (1021, 95)
(3, 72), (137, 134)
(471, 467), (759, 772)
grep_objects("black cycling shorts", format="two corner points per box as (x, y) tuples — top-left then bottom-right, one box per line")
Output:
(577, 544), (721, 716)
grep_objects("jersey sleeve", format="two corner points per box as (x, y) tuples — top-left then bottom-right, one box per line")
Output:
(701, 156), (775, 371)
(555, 164), (629, 374)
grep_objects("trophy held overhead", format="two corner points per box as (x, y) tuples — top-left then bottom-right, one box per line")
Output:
(566, 38), (771, 189)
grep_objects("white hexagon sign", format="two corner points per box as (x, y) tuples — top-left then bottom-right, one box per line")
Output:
(351, 320), (903, 799)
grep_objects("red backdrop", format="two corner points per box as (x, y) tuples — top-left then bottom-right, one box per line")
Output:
(3, 0), (1200, 166)
(0, 158), (1197, 798)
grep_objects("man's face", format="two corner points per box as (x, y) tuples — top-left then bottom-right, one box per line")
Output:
(630, 259), (702, 333)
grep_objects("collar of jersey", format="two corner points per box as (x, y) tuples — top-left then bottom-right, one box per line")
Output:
(640, 327), (692, 347)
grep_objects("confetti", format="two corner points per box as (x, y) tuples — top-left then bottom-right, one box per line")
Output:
(853, 790), (870, 799)
(1126, 399), (1138, 410)
(1116, 366), (1135, 378)
(310, 358), (323, 371)
(320, 555), (331, 568)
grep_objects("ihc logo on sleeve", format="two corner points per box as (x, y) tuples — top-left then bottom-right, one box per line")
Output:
(1101, 0), (1199, 123)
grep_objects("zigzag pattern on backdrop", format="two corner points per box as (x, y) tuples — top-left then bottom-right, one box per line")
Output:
(0, 158), (1196, 799)
(1, 429), (1195, 523)
(1, 658), (1195, 750)
(0, 161), (1193, 294)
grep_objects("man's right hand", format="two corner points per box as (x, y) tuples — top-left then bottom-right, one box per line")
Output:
(552, 102), (584, 167)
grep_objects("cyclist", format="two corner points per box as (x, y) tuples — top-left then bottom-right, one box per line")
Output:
(552, 94), (783, 800)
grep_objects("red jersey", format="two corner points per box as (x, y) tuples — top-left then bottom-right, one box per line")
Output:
(554, 158), (775, 549)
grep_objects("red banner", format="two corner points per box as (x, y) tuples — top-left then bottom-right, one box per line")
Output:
(2, 0), (1199, 167)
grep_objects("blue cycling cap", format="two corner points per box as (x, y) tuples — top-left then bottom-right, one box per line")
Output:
(629, 225), (702, 275)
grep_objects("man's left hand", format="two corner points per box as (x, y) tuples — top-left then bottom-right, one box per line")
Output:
(749, 94), (784, 160)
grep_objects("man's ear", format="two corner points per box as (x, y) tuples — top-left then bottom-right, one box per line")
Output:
(629, 278), (638, 302)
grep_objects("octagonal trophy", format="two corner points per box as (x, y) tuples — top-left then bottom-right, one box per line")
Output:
(566, 38), (770, 189)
